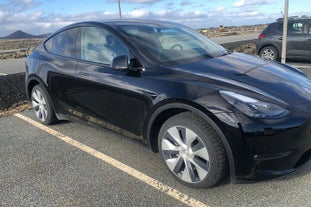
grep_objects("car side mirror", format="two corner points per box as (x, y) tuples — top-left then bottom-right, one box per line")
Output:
(112, 55), (128, 70)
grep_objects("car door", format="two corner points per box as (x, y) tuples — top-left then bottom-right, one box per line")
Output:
(285, 21), (307, 57)
(72, 26), (154, 136)
(44, 28), (80, 116)
(305, 21), (311, 57)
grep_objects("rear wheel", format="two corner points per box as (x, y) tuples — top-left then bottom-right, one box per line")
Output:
(259, 46), (279, 61)
(158, 112), (227, 188)
(31, 85), (57, 125)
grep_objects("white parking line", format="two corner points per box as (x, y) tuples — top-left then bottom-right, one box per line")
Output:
(14, 113), (209, 207)
(292, 65), (311, 69)
(0, 73), (7, 76)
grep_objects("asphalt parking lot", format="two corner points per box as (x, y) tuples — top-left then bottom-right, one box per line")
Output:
(1, 56), (311, 206)
(1, 110), (311, 207)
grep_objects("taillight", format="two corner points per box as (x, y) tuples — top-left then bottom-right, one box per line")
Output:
(258, 33), (266, 39)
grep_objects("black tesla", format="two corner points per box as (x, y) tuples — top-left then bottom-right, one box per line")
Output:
(25, 20), (311, 188)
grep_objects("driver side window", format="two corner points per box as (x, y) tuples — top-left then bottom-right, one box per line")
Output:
(80, 27), (129, 65)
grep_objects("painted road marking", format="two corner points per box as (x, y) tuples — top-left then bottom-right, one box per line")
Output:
(14, 113), (208, 207)
(0, 73), (7, 76)
(292, 65), (311, 69)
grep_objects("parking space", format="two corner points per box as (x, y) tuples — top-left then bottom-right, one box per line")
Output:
(1, 110), (310, 206)
(288, 60), (311, 72)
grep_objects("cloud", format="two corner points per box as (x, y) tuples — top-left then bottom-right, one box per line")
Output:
(2, 0), (40, 11)
(233, 0), (278, 7)
(181, 0), (190, 6)
(126, 9), (149, 18)
(215, 6), (225, 12)
(0, 7), (279, 37)
(0, 0), (283, 37)
(233, 0), (246, 7)
(155, 10), (167, 17)
(22, 0), (33, 3)
(106, 0), (162, 4)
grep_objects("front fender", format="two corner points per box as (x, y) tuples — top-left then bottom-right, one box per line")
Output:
(144, 101), (237, 181)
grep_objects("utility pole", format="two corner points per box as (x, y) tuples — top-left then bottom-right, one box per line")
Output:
(281, 0), (289, 64)
(118, 0), (122, 19)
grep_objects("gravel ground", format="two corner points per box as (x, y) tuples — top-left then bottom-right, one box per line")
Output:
(0, 73), (28, 111)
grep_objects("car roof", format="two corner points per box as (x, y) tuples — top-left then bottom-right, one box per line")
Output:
(104, 19), (179, 26)
(276, 15), (311, 22)
(51, 19), (185, 36)
(62, 19), (183, 31)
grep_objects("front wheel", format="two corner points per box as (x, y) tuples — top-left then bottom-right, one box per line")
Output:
(158, 112), (227, 188)
(31, 85), (58, 125)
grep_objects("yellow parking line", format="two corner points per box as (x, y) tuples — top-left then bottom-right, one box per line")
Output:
(14, 113), (209, 207)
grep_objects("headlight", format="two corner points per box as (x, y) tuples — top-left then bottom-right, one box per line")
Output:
(219, 91), (289, 118)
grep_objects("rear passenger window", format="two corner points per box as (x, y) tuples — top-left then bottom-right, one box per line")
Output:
(290, 22), (304, 34)
(45, 28), (77, 58)
(277, 21), (305, 34)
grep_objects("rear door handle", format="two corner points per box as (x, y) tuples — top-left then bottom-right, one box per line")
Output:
(278, 37), (283, 40)
(138, 89), (158, 99)
(77, 71), (89, 76)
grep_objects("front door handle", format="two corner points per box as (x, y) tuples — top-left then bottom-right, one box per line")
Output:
(278, 37), (283, 40)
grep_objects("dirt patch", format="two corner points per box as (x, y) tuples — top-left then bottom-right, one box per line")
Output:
(0, 102), (32, 117)
(233, 41), (256, 55)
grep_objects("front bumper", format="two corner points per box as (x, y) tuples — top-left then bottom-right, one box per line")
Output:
(242, 118), (311, 180)
(216, 106), (311, 181)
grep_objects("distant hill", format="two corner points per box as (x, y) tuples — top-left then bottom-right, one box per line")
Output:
(3, 30), (35, 39)
(1, 30), (51, 39)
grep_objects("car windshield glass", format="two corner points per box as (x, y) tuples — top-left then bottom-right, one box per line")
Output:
(118, 23), (227, 64)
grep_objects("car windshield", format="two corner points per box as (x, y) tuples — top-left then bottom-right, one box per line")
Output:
(117, 23), (228, 64)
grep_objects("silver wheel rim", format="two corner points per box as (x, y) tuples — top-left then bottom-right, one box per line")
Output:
(261, 48), (275, 60)
(31, 89), (48, 122)
(161, 126), (210, 183)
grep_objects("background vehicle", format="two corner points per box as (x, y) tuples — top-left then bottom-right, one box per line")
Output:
(26, 20), (311, 189)
(256, 16), (311, 61)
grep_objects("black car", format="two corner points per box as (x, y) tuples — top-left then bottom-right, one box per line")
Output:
(25, 20), (311, 188)
(256, 16), (311, 61)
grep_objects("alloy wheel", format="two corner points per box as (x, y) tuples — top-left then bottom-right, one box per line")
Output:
(31, 89), (48, 122)
(161, 126), (210, 183)
(261, 48), (276, 60)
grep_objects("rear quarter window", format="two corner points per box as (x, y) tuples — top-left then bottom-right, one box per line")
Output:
(264, 23), (278, 34)
(45, 28), (78, 58)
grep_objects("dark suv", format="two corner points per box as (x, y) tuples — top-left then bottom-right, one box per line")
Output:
(25, 20), (311, 189)
(256, 16), (311, 61)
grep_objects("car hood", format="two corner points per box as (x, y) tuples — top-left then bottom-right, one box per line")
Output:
(170, 52), (311, 106)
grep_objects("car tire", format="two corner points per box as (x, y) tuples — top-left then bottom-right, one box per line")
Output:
(31, 84), (58, 125)
(259, 46), (279, 61)
(158, 112), (227, 188)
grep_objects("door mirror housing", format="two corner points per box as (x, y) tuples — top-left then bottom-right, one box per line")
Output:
(112, 55), (128, 70)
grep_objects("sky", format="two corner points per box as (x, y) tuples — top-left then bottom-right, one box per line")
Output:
(0, 0), (310, 36)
